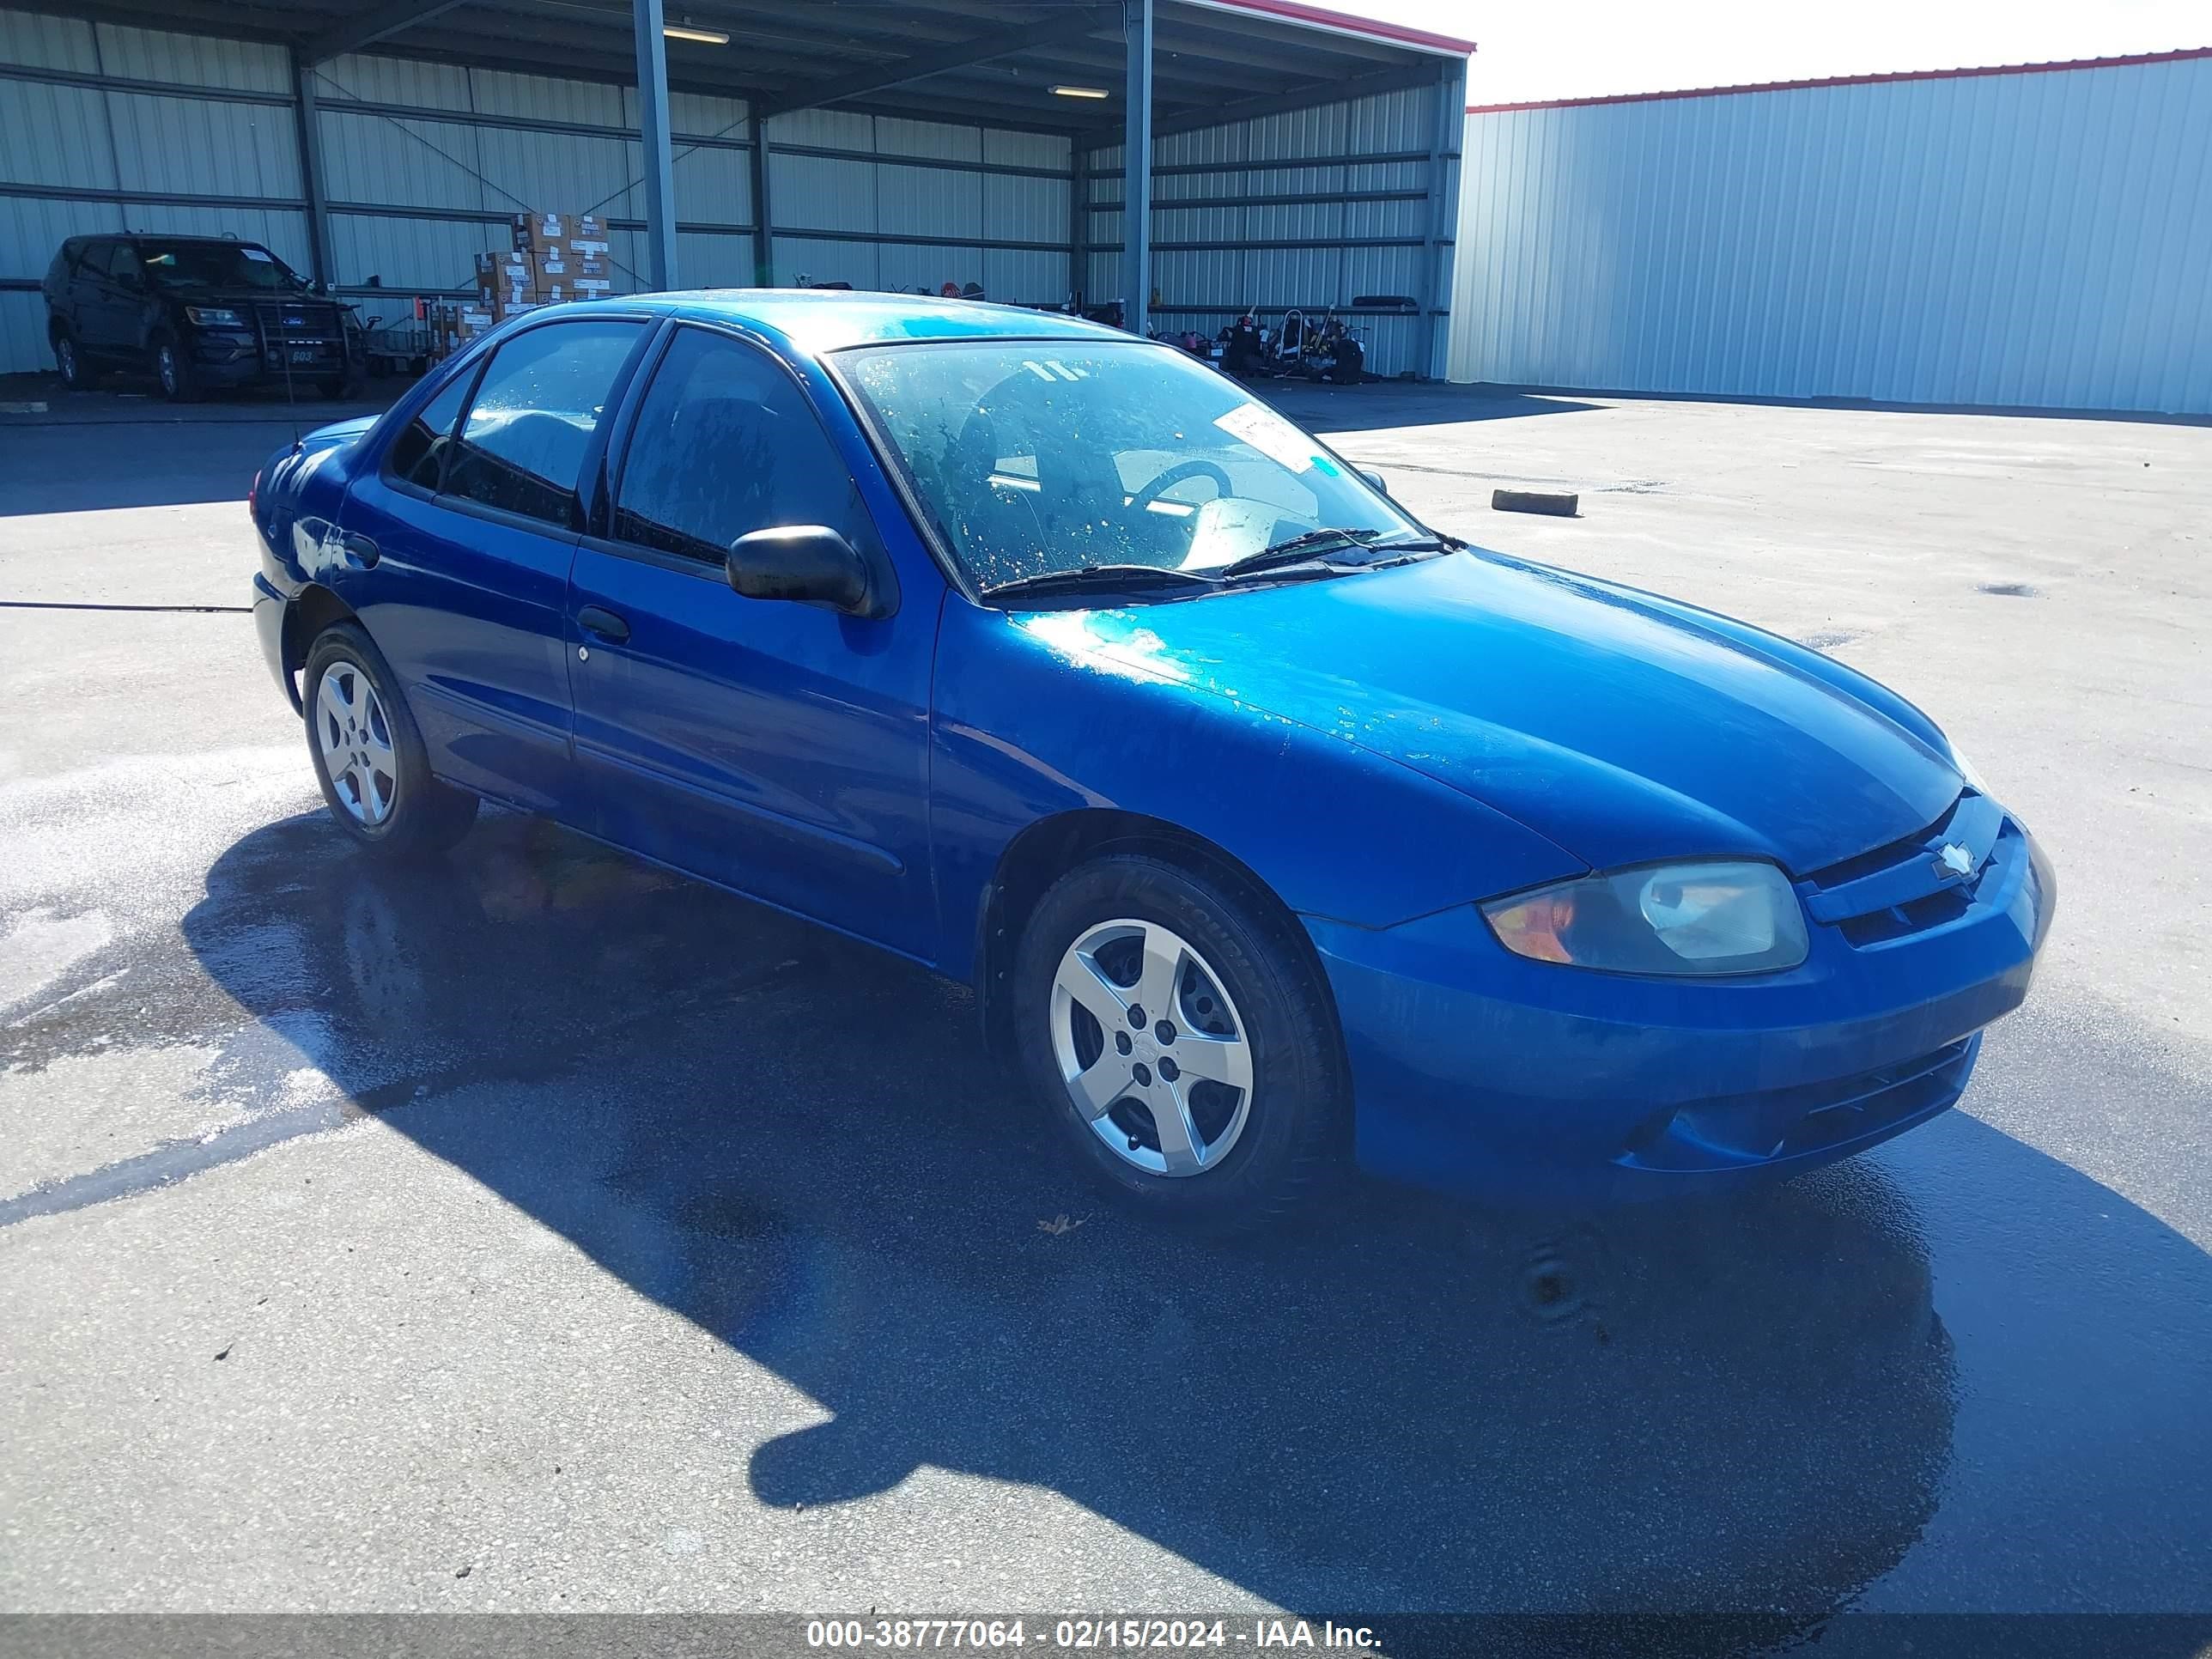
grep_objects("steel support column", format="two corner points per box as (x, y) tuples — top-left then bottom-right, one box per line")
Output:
(748, 111), (774, 286)
(1419, 55), (1466, 380)
(631, 0), (678, 289)
(291, 52), (336, 290)
(1069, 145), (1089, 304)
(1121, 0), (1152, 335)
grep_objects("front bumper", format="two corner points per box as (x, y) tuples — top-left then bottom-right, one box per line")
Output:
(1310, 817), (2054, 1203)
(193, 330), (352, 386)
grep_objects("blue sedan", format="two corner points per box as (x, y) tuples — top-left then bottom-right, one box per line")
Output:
(249, 292), (2054, 1226)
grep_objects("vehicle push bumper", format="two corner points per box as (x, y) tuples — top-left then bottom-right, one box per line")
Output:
(194, 337), (349, 388)
(1310, 799), (2055, 1203)
(195, 301), (355, 387)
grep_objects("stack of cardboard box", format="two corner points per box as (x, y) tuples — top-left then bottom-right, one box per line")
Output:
(388, 213), (623, 361)
(442, 210), (618, 352)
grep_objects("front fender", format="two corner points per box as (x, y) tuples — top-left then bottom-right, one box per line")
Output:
(928, 601), (1586, 981)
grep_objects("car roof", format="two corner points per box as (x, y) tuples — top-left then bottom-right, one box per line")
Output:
(576, 289), (1129, 358)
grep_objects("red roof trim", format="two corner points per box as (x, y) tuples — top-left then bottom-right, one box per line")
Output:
(1182, 0), (1476, 58)
(1466, 45), (2212, 114)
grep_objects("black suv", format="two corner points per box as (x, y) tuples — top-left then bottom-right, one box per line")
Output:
(44, 234), (363, 401)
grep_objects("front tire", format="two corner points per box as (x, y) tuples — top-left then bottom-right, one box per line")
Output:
(151, 335), (198, 402)
(1012, 854), (1344, 1230)
(302, 623), (477, 857)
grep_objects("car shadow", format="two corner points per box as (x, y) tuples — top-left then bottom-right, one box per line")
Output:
(164, 810), (2212, 1638)
(1266, 382), (1607, 428)
(1450, 380), (2212, 428)
(0, 394), (393, 517)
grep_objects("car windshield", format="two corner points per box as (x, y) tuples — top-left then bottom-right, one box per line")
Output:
(136, 242), (307, 292)
(836, 339), (1423, 595)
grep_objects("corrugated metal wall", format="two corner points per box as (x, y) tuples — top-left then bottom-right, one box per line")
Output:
(1086, 69), (1463, 379)
(762, 108), (1069, 302)
(1449, 52), (2212, 415)
(1, 4), (1463, 382)
(0, 4), (1079, 374)
(0, 9), (309, 372)
(307, 52), (753, 317)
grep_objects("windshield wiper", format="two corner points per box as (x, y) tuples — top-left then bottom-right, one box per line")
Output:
(981, 562), (1223, 605)
(1213, 529), (1456, 583)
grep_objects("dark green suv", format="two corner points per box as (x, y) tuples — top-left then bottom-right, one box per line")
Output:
(43, 234), (363, 401)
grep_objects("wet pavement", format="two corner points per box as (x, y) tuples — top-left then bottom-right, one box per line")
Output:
(2, 386), (2209, 1628)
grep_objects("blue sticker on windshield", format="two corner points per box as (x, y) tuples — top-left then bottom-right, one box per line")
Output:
(1311, 455), (1342, 477)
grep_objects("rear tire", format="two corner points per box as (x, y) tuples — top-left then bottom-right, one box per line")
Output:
(302, 622), (478, 858)
(1012, 853), (1344, 1231)
(52, 326), (88, 389)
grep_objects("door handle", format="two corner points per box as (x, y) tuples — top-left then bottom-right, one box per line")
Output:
(339, 531), (379, 568)
(577, 605), (630, 644)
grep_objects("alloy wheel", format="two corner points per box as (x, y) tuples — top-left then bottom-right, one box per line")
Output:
(313, 658), (398, 826)
(56, 337), (77, 384)
(157, 345), (178, 397)
(1048, 917), (1255, 1176)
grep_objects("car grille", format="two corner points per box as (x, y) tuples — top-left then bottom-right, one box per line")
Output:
(1620, 1037), (1978, 1169)
(250, 299), (342, 346)
(1800, 790), (2016, 948)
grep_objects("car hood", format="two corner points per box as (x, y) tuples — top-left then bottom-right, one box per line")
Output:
(161, 286), (327, 308)
(1024, 551), (1962, 875)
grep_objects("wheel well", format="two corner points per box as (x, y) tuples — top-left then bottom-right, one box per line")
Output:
(283, 584), (357, 701)
(975, 808), (1344, 1076)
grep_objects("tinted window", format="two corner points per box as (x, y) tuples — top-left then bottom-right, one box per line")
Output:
(442, 321), (642, 530)
(386, 372), (474, 491)
(136, 241), (304, 292)
(612, 326), (873, 566)
(104, 244), (141, 283)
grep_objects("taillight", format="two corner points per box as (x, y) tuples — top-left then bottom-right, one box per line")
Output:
(248, 467), (261, 518)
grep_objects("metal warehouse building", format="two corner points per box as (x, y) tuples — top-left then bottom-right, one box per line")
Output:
(1449, 48), (2212, 416)
(0, 0), (1470, 380)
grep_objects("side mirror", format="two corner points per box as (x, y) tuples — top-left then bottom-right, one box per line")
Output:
(1356, 467), (1389, 496)
(726, 525), (886, 617)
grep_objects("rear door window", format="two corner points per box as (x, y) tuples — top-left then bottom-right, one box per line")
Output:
(440, 320), (644, 530)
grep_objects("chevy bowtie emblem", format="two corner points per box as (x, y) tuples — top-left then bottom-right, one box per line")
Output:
(1936, 842), (1975, 878)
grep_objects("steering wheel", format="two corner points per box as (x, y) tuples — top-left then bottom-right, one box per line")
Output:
(1131, 459), (1233, 514)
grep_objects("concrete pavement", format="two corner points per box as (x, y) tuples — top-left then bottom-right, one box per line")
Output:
(2, 380), (2208, 1626)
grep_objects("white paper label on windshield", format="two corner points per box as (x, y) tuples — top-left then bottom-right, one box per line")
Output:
(1213, 401), (1317, 473)
(242, 248), (274, 261)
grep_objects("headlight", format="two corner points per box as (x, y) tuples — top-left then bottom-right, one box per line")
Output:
(184, 305), (245, 326)
(1482, 860), (1809, 975)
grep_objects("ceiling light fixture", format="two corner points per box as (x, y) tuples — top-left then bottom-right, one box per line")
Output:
(663, 21), (730, 45)
(1049, 84), (1110, 99)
